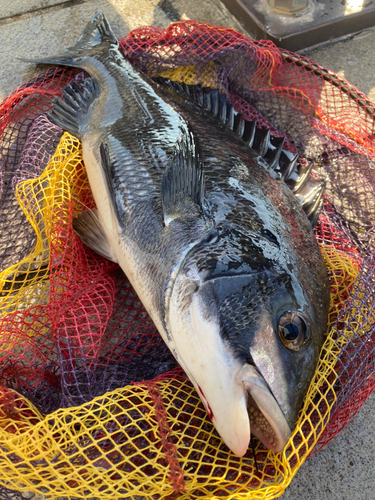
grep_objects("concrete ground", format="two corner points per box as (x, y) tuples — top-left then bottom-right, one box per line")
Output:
(0, 1), (374, 499)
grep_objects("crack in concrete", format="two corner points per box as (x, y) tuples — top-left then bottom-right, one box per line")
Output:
(0, 0), (87, 26)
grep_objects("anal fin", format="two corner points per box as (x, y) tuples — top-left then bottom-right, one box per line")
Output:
(73, 209), (117, 262)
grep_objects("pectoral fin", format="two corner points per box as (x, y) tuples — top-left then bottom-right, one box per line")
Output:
(161, 126), (205, 226)
(99, 142), (122, 225)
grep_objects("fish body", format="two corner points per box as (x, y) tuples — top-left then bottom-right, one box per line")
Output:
(26, 13), (330, 456)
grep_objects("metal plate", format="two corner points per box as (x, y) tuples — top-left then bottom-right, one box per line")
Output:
(221, 0), (375, 51)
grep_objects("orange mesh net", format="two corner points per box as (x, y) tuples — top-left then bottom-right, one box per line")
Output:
(0, 21), (374, 500)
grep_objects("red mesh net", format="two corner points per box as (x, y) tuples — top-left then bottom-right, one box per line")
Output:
(0, 20), (374, 500)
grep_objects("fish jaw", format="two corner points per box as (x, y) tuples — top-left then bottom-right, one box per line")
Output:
(166, 275), (251, 457)
(236, 364), (291, 452)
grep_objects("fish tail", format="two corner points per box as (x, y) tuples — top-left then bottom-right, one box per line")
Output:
(19, 12), (118, 67)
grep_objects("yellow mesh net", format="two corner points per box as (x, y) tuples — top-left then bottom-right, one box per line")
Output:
(0, 129), (360, 499)
(157, 62), (219, 89)
(1, 135), (88, 314)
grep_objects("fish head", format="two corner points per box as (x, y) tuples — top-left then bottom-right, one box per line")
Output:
(166, 226), (329, 456)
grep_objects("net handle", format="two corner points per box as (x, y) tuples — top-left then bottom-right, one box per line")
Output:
(281, 51), (375, 122)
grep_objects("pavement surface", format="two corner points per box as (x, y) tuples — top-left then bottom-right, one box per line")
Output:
(0, 1), (374, 499)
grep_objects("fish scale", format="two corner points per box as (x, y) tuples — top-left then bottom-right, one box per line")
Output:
(25, 12), (330, 457)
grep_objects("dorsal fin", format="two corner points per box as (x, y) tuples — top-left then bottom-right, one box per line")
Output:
(299, 179), (326, 227)
(263, 136), (285, 169)
(155, 77), (296, 174)
(280, 151), (299, 181)
(289, 162), (314, 194)
(155, 78), (326, 227)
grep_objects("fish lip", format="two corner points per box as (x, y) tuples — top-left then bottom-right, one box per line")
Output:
(174, 354), (251, 457)
(236, 363), (292, 453)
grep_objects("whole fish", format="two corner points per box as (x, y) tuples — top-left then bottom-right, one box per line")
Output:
(25, 13), (330, 456)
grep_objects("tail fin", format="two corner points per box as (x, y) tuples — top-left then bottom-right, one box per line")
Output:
(20, 12), (118, 67)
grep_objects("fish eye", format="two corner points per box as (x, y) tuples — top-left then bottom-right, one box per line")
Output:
(278, 312), (308, 350)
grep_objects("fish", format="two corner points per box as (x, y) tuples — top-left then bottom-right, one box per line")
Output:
(24, 12), (330, 457)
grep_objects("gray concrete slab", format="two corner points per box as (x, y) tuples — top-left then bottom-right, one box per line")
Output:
(307, 29), (375, 102)
(0, 1), (374, 499)
(0, 0), (71, 21)
(281, 390), (375, 500)
(0, 0), (248, 101)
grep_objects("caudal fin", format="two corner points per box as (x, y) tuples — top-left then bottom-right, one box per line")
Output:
(20, 12), (118, 67)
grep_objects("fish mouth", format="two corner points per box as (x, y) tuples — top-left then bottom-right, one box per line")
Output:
(236, 363), (292, 453)
(183, 360), (292, 455)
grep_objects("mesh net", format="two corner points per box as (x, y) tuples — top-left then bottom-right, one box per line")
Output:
(0, 20), (374, 500)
